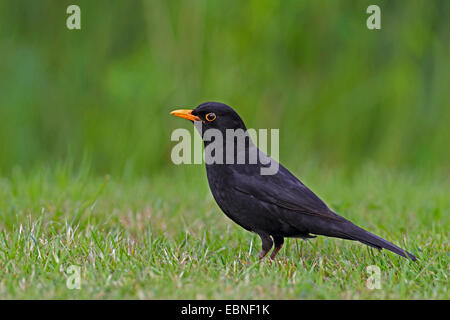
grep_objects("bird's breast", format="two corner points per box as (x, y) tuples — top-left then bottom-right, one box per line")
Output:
(204, 164), (297, 235)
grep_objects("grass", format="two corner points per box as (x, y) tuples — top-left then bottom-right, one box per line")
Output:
(0, 163), (448, 299)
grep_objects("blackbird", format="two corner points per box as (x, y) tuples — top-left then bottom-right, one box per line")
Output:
(170, 102), (416, 261)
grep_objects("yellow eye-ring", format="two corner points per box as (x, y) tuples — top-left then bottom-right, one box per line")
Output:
(205, 113), (216, 122)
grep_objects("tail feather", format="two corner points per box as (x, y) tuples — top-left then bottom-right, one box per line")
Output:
(339, 223), (417, 261)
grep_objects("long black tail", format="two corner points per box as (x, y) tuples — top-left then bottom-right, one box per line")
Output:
(332, 221), (417, 261)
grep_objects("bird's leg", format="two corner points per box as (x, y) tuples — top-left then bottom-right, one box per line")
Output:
(258, 233), (273, 260)
(270, 236), (284, 259)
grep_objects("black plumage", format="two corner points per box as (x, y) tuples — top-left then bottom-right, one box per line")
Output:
(171, 102), (416, 261)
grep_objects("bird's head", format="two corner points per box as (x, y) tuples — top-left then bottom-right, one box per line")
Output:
(170, 102), (247, 135)
(171, 102), (277, 173)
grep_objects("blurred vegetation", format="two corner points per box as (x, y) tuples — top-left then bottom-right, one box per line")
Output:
(0, 0), (449, 177)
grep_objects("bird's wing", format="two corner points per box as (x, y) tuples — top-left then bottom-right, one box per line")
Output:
(232, 163), (342, 221)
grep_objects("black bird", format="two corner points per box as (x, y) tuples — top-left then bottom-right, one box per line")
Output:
(170, 102), (416, 261)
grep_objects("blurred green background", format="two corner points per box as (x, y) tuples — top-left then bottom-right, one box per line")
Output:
(0, 0), (449, 177)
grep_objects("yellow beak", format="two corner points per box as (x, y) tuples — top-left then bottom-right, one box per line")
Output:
(170, 109), (201, 121)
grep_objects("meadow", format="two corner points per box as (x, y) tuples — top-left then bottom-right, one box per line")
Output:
(0, 162), (447, 299)
(0, 1), (449, 299)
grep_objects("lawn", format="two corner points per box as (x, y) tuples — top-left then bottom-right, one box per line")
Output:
(0, 163), (447, 299)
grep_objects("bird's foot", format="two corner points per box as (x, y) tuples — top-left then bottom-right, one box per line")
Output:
(258, 250), (269, 260)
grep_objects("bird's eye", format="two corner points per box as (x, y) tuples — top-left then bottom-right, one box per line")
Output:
(205, 113), (216, 122)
